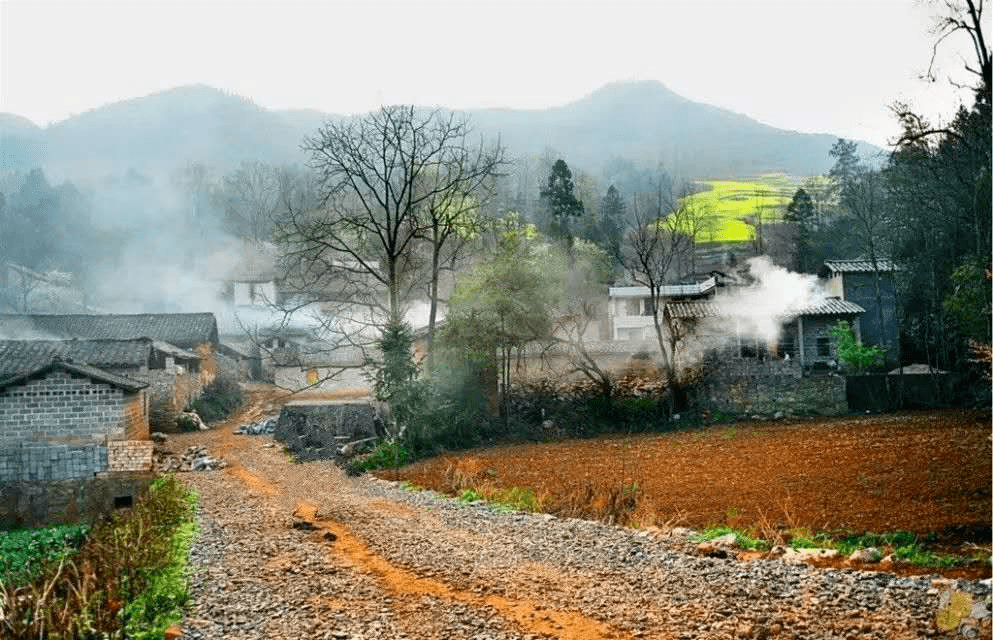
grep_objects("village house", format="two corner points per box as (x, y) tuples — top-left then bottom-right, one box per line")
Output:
(0, 355), (154, 527)
(818, 259), (898, 363)
(0, 312), (221, 428)
(607, 275), (722, 342)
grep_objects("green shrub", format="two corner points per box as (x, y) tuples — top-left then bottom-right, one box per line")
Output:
(830, 320), (885, 373)
(0, 524), (89, 585)
(347, 440), (411, 475)
(187, 372), (245, 423)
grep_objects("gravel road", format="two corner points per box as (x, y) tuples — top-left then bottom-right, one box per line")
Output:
(170, 413), (991, 640)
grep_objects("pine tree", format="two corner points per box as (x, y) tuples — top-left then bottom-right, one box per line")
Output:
(539, 159), (584, 242)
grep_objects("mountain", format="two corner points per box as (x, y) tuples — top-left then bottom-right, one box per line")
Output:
(469, 81), (863, 178)
(0, 81), (879, 181)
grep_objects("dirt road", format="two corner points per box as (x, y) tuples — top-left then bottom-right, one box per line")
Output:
(171, 389), (990, 639)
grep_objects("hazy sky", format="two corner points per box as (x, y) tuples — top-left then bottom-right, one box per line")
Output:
(0, 0), (981, 148)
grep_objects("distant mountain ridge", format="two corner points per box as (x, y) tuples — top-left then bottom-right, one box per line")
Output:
(0, 81), (880, 181)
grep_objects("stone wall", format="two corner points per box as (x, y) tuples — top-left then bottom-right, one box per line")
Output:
(0, 442), (107, 482)
(274, 401), (379, 462)
(0, 473), (153, 528)
(701, 359), (848, 417)
(0, 370), (144, 446)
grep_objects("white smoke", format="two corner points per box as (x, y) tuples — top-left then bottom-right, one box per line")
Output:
(713, 255), (828, 344)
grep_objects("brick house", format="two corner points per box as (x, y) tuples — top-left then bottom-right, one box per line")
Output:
(0, 313), (220, 428)
(0, 358), (154, 526)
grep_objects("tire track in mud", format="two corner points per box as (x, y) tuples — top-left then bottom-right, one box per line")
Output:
(291, 501), (637, 640)
(202, 389), (638, 639)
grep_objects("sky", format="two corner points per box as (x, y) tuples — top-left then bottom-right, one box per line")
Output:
(0, 0), (982, 148)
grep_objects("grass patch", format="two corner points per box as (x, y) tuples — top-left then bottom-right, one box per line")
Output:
(347, 441), (411, 475)
(456, 486), (546, 513)
(692, 525), (771, 551)
(696, 524), (990, 568)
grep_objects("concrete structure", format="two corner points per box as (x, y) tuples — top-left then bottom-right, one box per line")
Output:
(608, 276), (720, 342)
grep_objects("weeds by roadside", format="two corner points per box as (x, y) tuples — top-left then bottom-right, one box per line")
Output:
(0, 475), (199, 639)
(690, 522), (991, 568)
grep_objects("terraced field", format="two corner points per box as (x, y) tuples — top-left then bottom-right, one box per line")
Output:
(683, 174), (826, 243)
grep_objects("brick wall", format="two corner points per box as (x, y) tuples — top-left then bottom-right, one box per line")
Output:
(0, 442), (107, 482)
(0, 370), (136, 446)
(0, 370), (151, 482)
(107, 440), (154, 472)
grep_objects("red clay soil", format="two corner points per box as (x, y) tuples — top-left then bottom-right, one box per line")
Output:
(384, 409), (992, 577)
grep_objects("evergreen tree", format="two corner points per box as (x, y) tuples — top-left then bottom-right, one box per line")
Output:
(784, 187), (816, 273)
(539, 159), (584, 243)
(597, 184), (626, 262)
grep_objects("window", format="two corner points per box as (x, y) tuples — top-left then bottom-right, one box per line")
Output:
(642, 299), (654, 316)
(816, 336), (831, 357)
(624, 299), (640, 316)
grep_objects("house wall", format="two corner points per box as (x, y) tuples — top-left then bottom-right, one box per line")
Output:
(274, 365), (371, 393)
(841, 272), (898, 355)
(799, 316), (841, 366)
(0, 370), (146, 446)
(0, 371), (151, 483)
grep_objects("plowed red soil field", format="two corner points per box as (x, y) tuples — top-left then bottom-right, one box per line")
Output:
(384, 410), (991, 558)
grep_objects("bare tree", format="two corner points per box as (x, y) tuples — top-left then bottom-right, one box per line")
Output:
(620, 183), (693, 378)
(281, 106), (502, 335)
(413, 125), (505, 356)
(223, 161), (282, 242)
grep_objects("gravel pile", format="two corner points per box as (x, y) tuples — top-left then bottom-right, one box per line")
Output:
(177, 431), (991, 640)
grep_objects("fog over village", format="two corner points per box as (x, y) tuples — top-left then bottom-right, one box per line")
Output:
(0, 2), (990, 638)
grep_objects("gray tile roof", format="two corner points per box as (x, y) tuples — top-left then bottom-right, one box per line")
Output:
(667, 298), (864, 320)
(821, 259), (898, 274)
(0, 313), (218, 349)
(0, 359), (147, 393)
(796, 298), (865, 316)
(0, 339), (153, 378)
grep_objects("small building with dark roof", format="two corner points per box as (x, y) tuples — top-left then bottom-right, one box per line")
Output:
(668, 297), (866, 371)
(818, 259), (898, 363)
(0, 358), (154, 527)
(0, 337), (204, 430)
(0, 313), (222, 427)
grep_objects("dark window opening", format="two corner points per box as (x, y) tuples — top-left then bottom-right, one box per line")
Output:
(816, 336), (831, 357)
(114, 495), (133, 509)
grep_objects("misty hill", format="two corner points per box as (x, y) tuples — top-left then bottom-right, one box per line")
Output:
(471, 81), (871, 178)
(0, 81), (879, 181)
